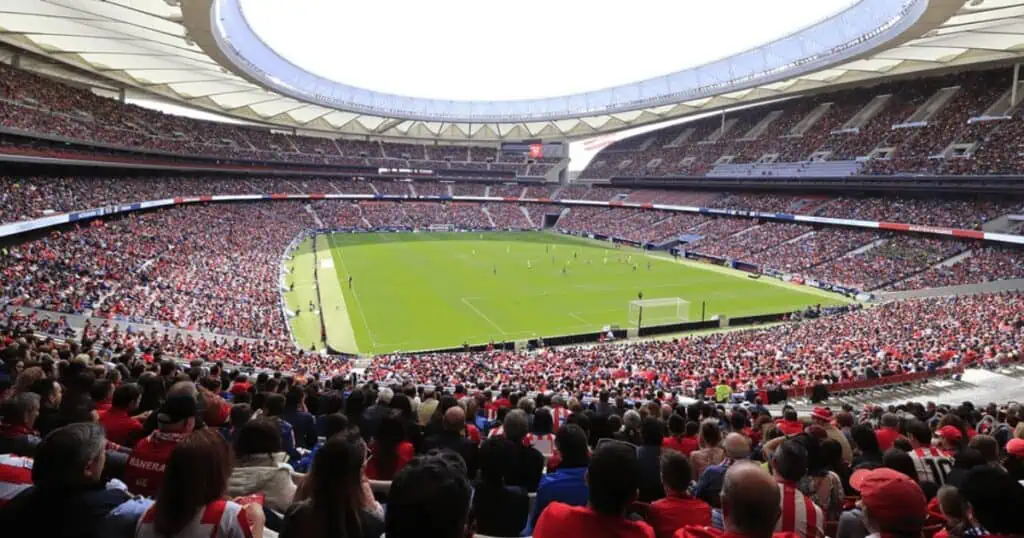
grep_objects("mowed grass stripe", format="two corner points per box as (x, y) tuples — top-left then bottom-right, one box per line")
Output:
(321, 231), (850, 354)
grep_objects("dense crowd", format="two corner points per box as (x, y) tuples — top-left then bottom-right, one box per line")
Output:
(887, 246), (1024, 292)
(811, 236), (968, 292)
(0, 308), (1023, 538)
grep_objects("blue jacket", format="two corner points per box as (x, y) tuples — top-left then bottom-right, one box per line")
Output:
(523, 466), (588, 536)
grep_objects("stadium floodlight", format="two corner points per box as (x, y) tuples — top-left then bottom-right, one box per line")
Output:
(628, 298), (690, 329)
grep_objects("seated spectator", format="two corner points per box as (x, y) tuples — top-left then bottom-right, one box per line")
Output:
(796, 434), (844, 521)
(0, 453), (33, 508)
(295, 413), (348, 473)
(282, 429), (384, 538)
(282, 386), (317, 450)
(422, 406), (479, 478)
(136, 429), (265, 538)
(534, 440), (654, 538)
(849, 467), (927, 538)
(262, 393), (299, 463)
(227, 417), (298, 514)
(958, 466), (1024, 538)
(638, 417), (667, 502)
(525, 408), (556, 456)
(493, 409), (544, 491)
(676, 461), (800, 538)
(0, 423), (133, 538)
(810, 408), (851, 464)
(664, 418), (700, 456)
(27, 378), (61, 437)
(99, 383), (146, 447)
(528, 424), (590, 533)
(385, 452), (472, 538)
(648, 450), (712, 538)
(875, 414), (902, 452)
(694, 433), (751, 507)
(221, 403), (253, 445)
(850, 424), (883, 468)
(771, 440), (823, 538)
(934, 485), (980, 538)
(882, 448), (938, 500)
(0, 392), (42, 456)
(470, 437), (530, 537)
(905, 419), (953, 485)
(777, 409), (805, 437)
(691, 421), (726, 481)
(365, 410), (414, 480)
(125, 391), (197, 497)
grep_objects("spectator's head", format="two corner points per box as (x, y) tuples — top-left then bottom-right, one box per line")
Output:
(623, 410), (642, 431)
(320, 413), (350, 438)
(442, 405), (466, 435)
(967, 434), (999, 465)
(660, 449), (693, 495)
(851, 423), (882, 456)
(587, 440), (640, 516)
(668, 413), (685, 436)
(31, 422), (107, 489)
(555, 424), (590, 468)
(502, 409), (528, 442)
(157, 392), (197, 433)
(110, 383), (142, 413)
(641, 417), (665, 447)
(264, 393), (286, 417)
(936, 425), (964, 452)
(723, 432), (751, 460)
(89, 379), (114, 404)
(294, 429), (369, 533)
(959, 465), (1024, 536)
(233, 417), (282, 458)
(0, 391), (40, 429)
(906, 419), (932, 448)
(810, 407), (833, 425)
(699, 420), (722, 449)
(880, 413), (900, 429)
(936, 485), (968, 526)
(783, 408), (798, 422)
(532, 408), (554, 435)
(772, 439), (808, 483)
(479, 437), (511, 486)
(721, 462), (781, 537)
(152, 429), (234, 537)
(28, 378), (61, 407)
(386, 453), (472, 538)
(851, 467), (927, 537)
(882, 449), (919, 482)
(229, 403), (252, 430)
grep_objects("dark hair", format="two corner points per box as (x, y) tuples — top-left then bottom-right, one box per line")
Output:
(821, 439), (845, 474)
(532, 408), (554, 435)
(89, 379), (113, 403)
(321, 413), (350, 438)
(642, 417), (665, 447)
(685, 421), (700, 436)
(967, 435), (999, 464)
(906, 420), (932, 445)
(32, 422), (106, 488)
(233, 417), (282, 457)
(773, 440), (809, 482)
(700, 421), (721, 447)
(850, 423), (881, 456)
(111, 383), (142, 410)
(293, 429), (368, 538)
(479, 437), (511, 486)
(372, 410), (407, 479)
(28, 378), (59, 406)
(285, 386), (305, 411)
(153, 429), (233, 537)
(230, 403), (253, 429)
(390, 394), (414, 421)
(555, 424), (590, 468)
(960, 465), (1024, 535)
(589, 441), (640, 516)
(386, 453), (472, 538)
(264, 393), (286, 417)
(660, 450), (693, 493)
(882, 449), (919, 481)
(668, 414), (685, 436)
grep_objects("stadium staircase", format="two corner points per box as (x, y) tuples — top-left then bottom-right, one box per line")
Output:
(305, 204), (324, 228)
(481, 206), (497, 227)
(519, 206), (536, 227)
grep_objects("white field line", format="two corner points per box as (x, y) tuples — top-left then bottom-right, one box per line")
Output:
(331, 239), (380, 348)
(460, 297), (507, 335)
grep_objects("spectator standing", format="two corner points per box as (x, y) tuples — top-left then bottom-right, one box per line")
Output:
(282, 386), (317, 450)
(691, 422), (726, 481)
(810, 408), (851, 464)
(664, 419), (700, 456)
(135, 429), (265, 538)
(906, 420), (953, 485)
(638, 418), (667, 502)
(534, 440), (655, 538)
(874, 414), (902, 452)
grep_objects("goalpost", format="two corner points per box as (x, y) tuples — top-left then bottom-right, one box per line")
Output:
(628, 298), (690, 327)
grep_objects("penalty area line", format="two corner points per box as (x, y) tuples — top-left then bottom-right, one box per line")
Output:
(460, 297), (507, 335)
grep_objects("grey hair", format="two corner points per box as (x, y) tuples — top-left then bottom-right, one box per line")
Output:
(504, 409), (530, 442)
(624, 410), (642, 429)
(1, 392), (40, 422)
(378, 387), (394, 404)
(518, 398), (536, 414)
(32, 422), (107, 487)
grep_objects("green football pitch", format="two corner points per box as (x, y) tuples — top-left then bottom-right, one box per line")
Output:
(283, 231), (850, 355)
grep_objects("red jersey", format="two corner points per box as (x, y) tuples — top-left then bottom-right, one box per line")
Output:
(535, 502), (654, 538)
(125, 431), (189, 497)
(98, 408), (144, 446)
(647, 494), (712, 538)
(776, 482), (824, 538)
(663, 435), (700, 456)
(0, 454), (33, 508)
(777, 420), (805, 437)
(875, 427), (901, 452)
(366, 441), (415, 480)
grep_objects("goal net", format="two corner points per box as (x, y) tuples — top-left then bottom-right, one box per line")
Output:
(628, 298), (690, 327)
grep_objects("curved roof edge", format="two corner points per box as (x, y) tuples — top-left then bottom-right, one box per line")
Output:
(204, 0), (925, 123)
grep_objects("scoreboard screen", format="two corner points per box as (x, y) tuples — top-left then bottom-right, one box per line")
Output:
(501, 141), (565, 159)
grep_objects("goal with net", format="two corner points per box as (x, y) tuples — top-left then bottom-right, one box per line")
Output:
(628, 298), (690, 327)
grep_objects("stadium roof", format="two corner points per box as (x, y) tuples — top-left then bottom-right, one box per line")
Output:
(2, 0), (1024, 142)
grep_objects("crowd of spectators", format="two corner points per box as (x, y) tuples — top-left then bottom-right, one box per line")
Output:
(1, 306), (1023, 538)
(887, 246), (1024, 291)
(747, 229), (880, 274)
(693, 223), (814, 260)
(811, 235), (968, 291)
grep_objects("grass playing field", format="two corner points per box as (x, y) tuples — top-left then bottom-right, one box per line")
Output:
(283, 231), (850, 355)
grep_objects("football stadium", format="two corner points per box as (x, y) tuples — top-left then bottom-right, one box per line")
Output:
(1, 0), (1024, 537)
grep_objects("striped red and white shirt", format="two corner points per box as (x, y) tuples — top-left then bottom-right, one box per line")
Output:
(136, 499), (254, 538)
(525, 433), (556, 455)
(776, 482), (823, 538)
(0, 454), (33, 508)
(551, 407), (571, 432)
(910, 447), (953, 485)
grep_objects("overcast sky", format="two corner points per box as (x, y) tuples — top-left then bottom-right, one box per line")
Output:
(240, 0), (856, 101)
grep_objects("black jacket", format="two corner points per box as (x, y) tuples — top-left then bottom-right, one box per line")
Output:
(472, 483), (529, 537)
(422, 431), (479, 477)
(500, 442), (544, 493)
(0, 482), (131, 538)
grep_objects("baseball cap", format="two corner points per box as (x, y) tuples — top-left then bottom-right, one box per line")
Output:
(850, 468), (926, 533)
(157, 394), (198, 425)
(936, 425), (963, 442)
(1007, 438), (1024, 458)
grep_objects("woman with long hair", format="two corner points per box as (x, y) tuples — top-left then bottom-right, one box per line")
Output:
(850, 423), (883, 468)
(365, 410), (413, 480)
(136, 429), (265, 538)
(227, 417), (298, 514)
(282, 429), (384, 538)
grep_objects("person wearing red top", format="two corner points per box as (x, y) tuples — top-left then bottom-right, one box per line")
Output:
(0, 454), (33, 508)
(229, 376), (252, 396)
(875, 413), (902, 451)
(776, 409), (804, 437)
(648, 450), (711, 538)
(99, 383), (147, 447)
(850, 467), (927, 538)
(366, 411), (415, 480)
(674, 462), (799, 538)
(663, 416), (700, 456)
(125, 391), (196, 497)
(534, 441), (654, 538)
